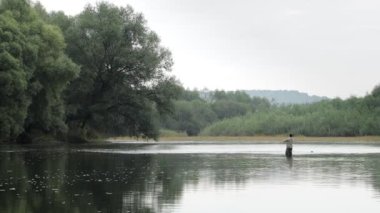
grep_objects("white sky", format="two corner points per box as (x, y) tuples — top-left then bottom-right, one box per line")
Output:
(35, 0), (380, 98)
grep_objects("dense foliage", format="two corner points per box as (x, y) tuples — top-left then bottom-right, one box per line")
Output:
(202, 86), (380, 137)
(0, 0), (178, 143)
(60, 3), (179, 140)
(161, 86), (380, 137)
(160, 90), (271, 136)
(0, 0), (79, 142)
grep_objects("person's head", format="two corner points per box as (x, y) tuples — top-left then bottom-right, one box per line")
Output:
(289, 134), (293, 137)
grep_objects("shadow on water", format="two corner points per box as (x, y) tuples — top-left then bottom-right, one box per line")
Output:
(1, 143), (380, 212)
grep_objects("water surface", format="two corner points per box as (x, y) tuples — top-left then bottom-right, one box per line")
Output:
(1, 142), (380, 213)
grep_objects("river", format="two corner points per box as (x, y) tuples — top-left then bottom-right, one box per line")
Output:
(1, 142), (380, 212)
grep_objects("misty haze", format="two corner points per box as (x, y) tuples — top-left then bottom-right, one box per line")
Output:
(1, 0), (380, 213)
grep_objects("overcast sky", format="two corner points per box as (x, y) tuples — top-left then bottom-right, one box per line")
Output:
(36, 0), (380, 98)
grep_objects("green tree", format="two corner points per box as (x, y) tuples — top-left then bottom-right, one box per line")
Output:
(165, 100), (217, 136)
(372, 84), (380, 97)
(211, 100), (250, 119)
(178, 89), (202, 101)
(0, 0), (79, 142)
(251, 97), (271, 112)
(64, 2), (177, 140)
(0, 7), (30, 141)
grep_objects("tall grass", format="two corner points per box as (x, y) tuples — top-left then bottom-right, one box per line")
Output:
(201, 107), (376, 137)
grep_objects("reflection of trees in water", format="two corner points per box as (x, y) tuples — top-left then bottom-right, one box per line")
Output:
(1, 151), (380, 212)
(0, 152), (201, 213)
(364, 155), (380, 196)
(0, 151), (69, 213)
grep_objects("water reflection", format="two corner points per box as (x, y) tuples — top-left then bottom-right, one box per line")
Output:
(0, 143), (380, 212)
(286, 156), (293, 169)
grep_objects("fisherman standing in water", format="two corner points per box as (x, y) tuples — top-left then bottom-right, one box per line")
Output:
(283, 134), (294, 158)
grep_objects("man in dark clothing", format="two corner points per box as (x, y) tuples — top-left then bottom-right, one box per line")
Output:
(283, 134), (294, 158)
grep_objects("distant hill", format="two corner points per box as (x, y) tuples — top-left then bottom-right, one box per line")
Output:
(244, 90), (328, 105)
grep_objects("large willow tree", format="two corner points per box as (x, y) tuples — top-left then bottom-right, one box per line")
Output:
(63, 3), (179, 140)
(0, 0), (79, 142)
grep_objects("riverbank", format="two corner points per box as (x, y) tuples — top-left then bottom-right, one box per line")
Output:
(4, 135), (379, 146)
(108, 135), (380, 143)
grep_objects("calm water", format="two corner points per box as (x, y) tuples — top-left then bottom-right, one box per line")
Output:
(1, 142), (380, 213)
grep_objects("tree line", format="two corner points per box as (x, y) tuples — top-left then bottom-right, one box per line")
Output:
(163, 86), (380, 137)
(0, 0), (180, 143)
(160, 89), (271, 136)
